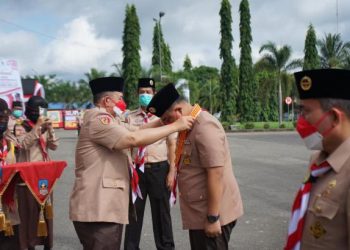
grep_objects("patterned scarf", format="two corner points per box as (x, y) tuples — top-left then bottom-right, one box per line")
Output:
(284, 161), (331, 250)
(0, 138), (8, 182)
(169, 104), (202, 206)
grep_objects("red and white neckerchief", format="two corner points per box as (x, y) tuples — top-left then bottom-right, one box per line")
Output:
(128, 156), (142, 203)
(134, 111), (153, 173)
(284, 161), (331, 250)
(169, 104), (202, 206)
(0, 138), (8, 182)
(27, 120), (49, 162)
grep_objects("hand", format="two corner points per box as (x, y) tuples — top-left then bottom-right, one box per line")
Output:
(204, 220), (222, 238)
(166, 168), (176, 190)
(173, 116), (194, 131)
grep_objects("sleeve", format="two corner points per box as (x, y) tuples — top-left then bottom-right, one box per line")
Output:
(195, 119), (225, 168)
(89, 114), (129, 150)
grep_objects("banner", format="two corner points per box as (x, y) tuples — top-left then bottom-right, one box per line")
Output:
(17, 161), (67, 204)
(47, 110), (64, 128)
(64, 110), (80, 130)
(0, 59), (24, 107)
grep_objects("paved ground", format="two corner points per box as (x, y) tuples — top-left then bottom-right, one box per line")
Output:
(49, 130), (310, 250)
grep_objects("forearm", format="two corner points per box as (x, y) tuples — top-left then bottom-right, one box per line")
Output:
(207, 167), (224, 215)
(140, 119), (163, 129)
(114, 124), (179, 150)
(167, 141), (177, 172)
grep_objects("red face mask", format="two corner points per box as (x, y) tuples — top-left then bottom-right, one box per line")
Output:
(115, 99), (127, 112)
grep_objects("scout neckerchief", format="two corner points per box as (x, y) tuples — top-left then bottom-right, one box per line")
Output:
(169, 104), (202, 206)
(284, 161), (331, 250)
(0, 138), (8, 182)
(134, 110), (153, 173)
(27, 120), (49, 162)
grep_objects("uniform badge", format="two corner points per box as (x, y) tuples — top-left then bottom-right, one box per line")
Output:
(98, 115), (111, 125)
(328, 179), (336, 188)
(150, 80), (154, 86)
(300, 76), (312, 91)
(184, 139), (191, 145)
(38, 179), (49, 196)
(183, 156), (191, 165)
(310, 221), (326, 239)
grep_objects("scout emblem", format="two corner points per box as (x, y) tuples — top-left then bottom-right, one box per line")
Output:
(150, 79), (154, 86)
(98, 115), (111, 125)
(300, 76), (312, 91)
(310, 221), (326, 239)
(328, 179), (336, 188)
(38, 179), (49, 196)
(183, 156), (191, 165)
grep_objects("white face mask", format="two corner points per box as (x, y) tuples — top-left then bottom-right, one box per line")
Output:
(113, 106), (122, 117)
(303, 131), (324, 150)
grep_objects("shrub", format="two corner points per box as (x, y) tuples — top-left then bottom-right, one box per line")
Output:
(279, 123), (286, 128)
(221, 122), (230, 130)
(244, 123), (255, 129)
(263, 123), (270, 129)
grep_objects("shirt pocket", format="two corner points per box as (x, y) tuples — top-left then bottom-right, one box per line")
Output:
(309, 196), (339, 220)
(102, 178), (126, 190)
(184, 190), (207, 202)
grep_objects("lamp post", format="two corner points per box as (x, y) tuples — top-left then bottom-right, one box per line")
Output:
(153, 12), (165, 82)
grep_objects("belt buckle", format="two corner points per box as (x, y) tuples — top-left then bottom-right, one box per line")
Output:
(144, 163), (152, 169)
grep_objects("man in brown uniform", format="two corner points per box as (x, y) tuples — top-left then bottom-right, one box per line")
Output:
(7, 100), (24, 134)
(285, 69), (350, 250)
(124, 78), (175, 250)
(147, 83), (243, 250)
(69, 77), (194, 250)
(0, 98), (20, 250)
(14, 96), (58, 250)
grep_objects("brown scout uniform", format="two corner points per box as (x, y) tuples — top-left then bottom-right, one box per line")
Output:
(128, 108), (175, 162)
(69, 107), (130, 225)
(14, 122), (59, 249)
(0, 134), (20, 250)
(178, 111), (243, 230)
(301, 137), (350, 249)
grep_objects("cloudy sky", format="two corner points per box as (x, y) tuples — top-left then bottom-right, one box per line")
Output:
(0, 0), (349, 81)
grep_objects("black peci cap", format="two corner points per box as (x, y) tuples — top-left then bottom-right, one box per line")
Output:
(294, 69), (350, 100)
(147, 83), (180, 117)
(138, 78), (155, 89)
(26, 96), (48, 109)
(0, 98), (10, 115)
(89, 77), (124, 95)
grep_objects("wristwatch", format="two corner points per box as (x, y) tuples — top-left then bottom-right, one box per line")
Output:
(207, 214), (220, 223)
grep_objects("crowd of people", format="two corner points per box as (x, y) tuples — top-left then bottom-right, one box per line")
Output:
(1, 68), (350, 250)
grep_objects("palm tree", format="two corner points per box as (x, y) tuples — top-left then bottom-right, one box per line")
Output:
(259, 41), (302, 125)
(198, 79), (220, 114)
(317, 33), (350, 68)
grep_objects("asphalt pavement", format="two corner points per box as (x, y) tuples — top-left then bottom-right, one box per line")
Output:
(49, 130), (310, 250)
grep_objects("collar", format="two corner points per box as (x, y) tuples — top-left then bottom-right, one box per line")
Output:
(316, 137), (350, 173)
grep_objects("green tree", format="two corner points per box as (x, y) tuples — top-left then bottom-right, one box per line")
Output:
(219, 0), (238, 123)
(122, 4), (141, 108)
(238, 0), (256, 122)
(183, 54), (192, 72)
(317, 33), (350, 68)
(163, 43), (173, 74)
(259, 42), (302, 124)
(303, 24), (320, 70)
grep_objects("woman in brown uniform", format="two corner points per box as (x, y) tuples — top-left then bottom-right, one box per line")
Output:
(14, 96), (59, 250)
(0, 98), (20, 250)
